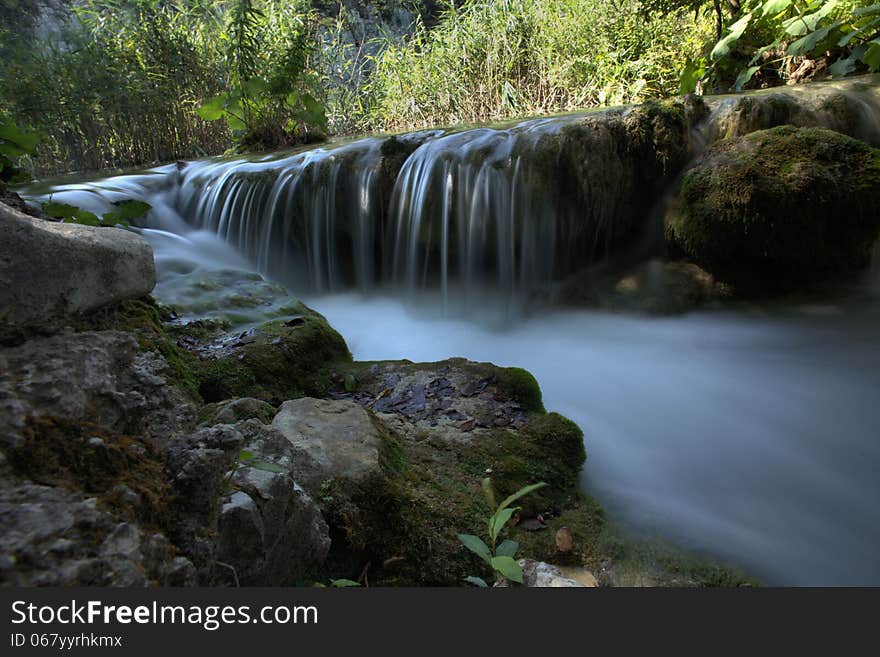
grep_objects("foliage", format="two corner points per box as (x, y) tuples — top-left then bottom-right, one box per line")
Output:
(0, 115), (41, 183)
(357, 0), (712, 132)
(684, 0), (880, 91)
(197, 0), (328, 150)
(457, 478), (546, 586)
(41, 198), (152, 227)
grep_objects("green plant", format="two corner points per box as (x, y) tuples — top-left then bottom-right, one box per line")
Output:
(223, 449), (286, 493)
(709, 0), (880, 90)
(41, 198), (152, 227)
(0, 115), (41, 183)
(457, 478), (546, 586)
(197, 0), (327, 150)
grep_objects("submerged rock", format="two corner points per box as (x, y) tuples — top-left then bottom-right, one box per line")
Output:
(667, 126), (880, 294)
(0, 201), (156, 340)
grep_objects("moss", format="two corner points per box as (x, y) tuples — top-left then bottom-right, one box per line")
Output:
(5, 417), (174, 532)
(669, 126), (880, 295)
(192, 315), (352, 404)
(495, 366), (544, 413)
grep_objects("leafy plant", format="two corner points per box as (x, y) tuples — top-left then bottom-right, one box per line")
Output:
(197, 0), (327, 150)
(0, 115), (41, 183)
(223, 448), (286, 493)
(457, 478), (546, 586)
(41, 198), (152, 228)
(707, 0), (880, 90)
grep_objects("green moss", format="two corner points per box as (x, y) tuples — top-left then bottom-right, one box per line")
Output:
(669, 126), (880, 294)
(495, 366), (544, 413)
(192, 315), (352, 404)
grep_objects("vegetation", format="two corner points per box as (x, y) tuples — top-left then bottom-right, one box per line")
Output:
(458, 479), (546, 586)
(1, 0), (877, 176)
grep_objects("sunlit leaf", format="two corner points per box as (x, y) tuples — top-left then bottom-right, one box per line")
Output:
(711, 13), (753, 60)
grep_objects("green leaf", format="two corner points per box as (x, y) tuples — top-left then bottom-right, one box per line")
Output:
(111, 199), (152, 220)
(481, 477), (496, 510)
(863, 40), (880, 70)
(329, 579), (361, 587)
(457, 534), (492, 565)
(761, 0), (791, 16)
(495, 539), (519, 558)
(198, 95), (229, 121)
(496, 482), (547, 514)
(42, 201), (76, 218)
(679, 58), (705, 95)
(238, 450), (256, 461)
(490, 556), (523, 584)
(783, 2), (837, 36)
(786, 24), (840, 57)
(489, 507), (517, 543)
(734, 66), (761, 91)
(0, 119), (41, 153)
(464, 576), (488, 587)
(248, 460), (286, 474)
(711, 13), (753, 60)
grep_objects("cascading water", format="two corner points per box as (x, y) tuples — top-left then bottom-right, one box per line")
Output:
(20, 75), (880, 585)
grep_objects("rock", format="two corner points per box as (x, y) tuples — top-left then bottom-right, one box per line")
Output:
(203, 397), (277, 426)
(555, 526), (574, 554)
(167, 419), (330, 585)
(559, 259), (727, 314)
(272, 397), (383, 493)
(189, 314), (351, 404)
(518, 559), (597, 587)
(0, 330), (193, 448)
(0, 200), (156, 339)
(667, 126), (880, 294)
(0, 481), (193, 586)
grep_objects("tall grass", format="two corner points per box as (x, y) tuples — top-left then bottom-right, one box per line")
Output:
(361, 0), (714, 131)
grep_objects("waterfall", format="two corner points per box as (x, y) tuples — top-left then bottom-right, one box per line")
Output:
(23, 75), (880, 312)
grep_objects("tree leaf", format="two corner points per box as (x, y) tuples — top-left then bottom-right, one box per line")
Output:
(786, 24), (840, 58)
(762, 0), (791, 16)
(111, 199), (152, 220)
(490, 556), (523, 584)
(42, 201), (80, 219)
(495, 539), (519, 558)
(457, 533), (492, 565)
(0, 119), (41, 153)
(711, 13), (753, 60)
(464, 576), (488, 587)
(238, 450), (256, 461)
(330, 579), (361, 587)
(863, 40), (880, 70)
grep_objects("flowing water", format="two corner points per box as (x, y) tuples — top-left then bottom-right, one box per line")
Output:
(21, 76), (880, 585)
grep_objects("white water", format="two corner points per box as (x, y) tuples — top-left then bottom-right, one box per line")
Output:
(305, 292), (880, 586)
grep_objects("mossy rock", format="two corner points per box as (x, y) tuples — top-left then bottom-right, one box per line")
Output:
(192, 314), (351, 404)
(668, 126), (880, 294)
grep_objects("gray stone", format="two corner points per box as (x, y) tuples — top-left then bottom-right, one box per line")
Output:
(518, 559), (598, 588)
(0, 330), (195, 448)
(272, 398), (383, 492)
(0, 200), (156, 338)
(204, 397), (277, 426)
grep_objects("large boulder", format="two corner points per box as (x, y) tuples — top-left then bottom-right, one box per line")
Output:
(0, 201), (156, 339)
(667, 126), (880, 294)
